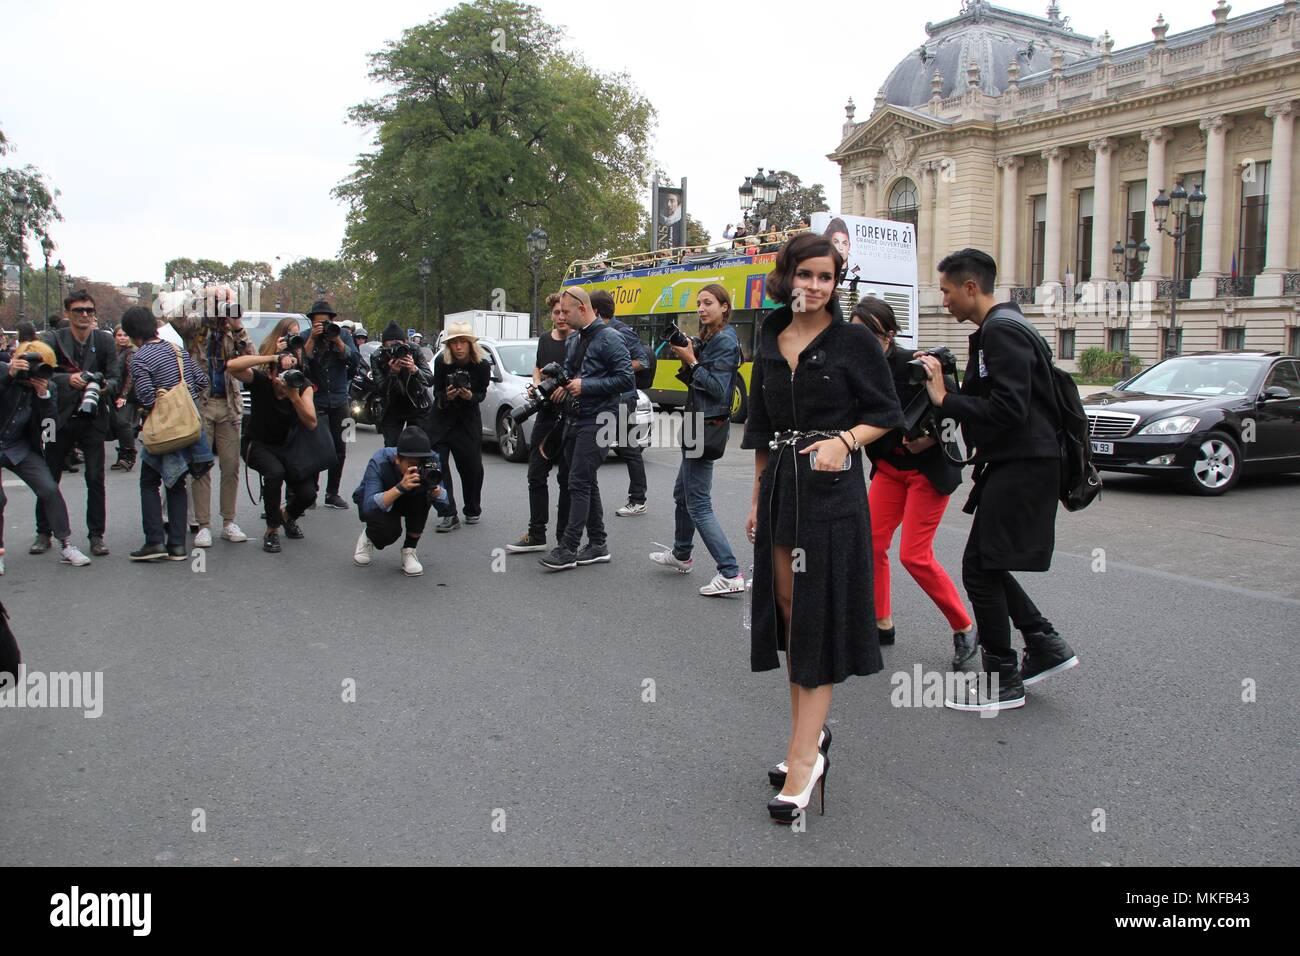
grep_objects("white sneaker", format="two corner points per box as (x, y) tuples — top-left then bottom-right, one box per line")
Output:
(59, 543), (91, 567)
(222, 522), (248, 543)
(649, 544), (693, 574)
(193, 528), (213, 548)
(354, 530), (374, 566)
(616, 501), (647, 517)
(400, 547), (423, 576)
(700, 572), (745, 596)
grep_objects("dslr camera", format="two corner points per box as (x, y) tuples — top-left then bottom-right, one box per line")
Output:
(511, 360), (572, 423)
(448, 368), (473, 391)
(906, 346), (959, 386)
(660, 321), (703, 356)
(412, 457), (442, 491)
(13, 358), (58, 382)
(276, 354), (310, 392)
(77, 372), (106, 417)
(376, 341), (413, 366)
(285, 332), (307, 351)
(317, 321), (342, 340)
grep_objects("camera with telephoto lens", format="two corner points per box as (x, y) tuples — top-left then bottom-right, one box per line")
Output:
(906, 346), (959, 386)
(660, 321), (703, 355)
(511, 360), (572, 423)
(448, 368), (472, 391)
(76, 372), (106, 417)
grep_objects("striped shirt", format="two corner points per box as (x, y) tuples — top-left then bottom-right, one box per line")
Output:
(132, 340), (209, 408)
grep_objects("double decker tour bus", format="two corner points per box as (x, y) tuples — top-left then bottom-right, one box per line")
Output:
(561, 215), (918, 422)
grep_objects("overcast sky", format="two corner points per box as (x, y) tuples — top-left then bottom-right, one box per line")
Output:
(0, 0), (1278, 284)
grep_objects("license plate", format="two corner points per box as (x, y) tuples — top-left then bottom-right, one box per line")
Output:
(1090, 441), (1114, 456)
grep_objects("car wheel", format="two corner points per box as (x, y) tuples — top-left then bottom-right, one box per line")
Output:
(497, 409), (528, 463)
(729, 377), (748, 424)
(1184, 432), (1241, 495)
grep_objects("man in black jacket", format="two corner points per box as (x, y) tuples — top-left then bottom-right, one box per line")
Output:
(917, 249), (1078, 713)
(539, 286), (633, 571)
(1, 342), (90, 568)
(31, 290), (122, 557)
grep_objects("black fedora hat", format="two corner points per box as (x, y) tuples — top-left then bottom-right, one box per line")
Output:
(395, 425), (434, 458)
(305, 299), (338, 319)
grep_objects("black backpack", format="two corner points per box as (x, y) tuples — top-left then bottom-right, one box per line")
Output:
(988, 308), (1102, 512)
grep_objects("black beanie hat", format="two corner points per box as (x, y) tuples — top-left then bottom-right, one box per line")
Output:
(381, 321), (406, 343)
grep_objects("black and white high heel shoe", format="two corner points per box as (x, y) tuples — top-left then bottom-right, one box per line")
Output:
(768, 724), (831, 787)
(768, 752), (828, 823)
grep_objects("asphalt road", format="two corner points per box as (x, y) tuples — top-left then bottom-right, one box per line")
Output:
(1, 421), (1296, 866)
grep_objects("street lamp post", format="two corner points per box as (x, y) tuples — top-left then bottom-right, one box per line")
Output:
(418, 256), (432, 332)
(41, 235), (54, 321)
(54, 260), (66, 327)
(1111, 237), (1150, 380)
(526, 227), (549, 337)
(1150, 181), (1206, 360)
(736, 168), (781, 238)
(11, 186), (29, 322)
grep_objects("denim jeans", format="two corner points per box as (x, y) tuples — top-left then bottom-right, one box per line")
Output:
(140, 460), (188, 549)
(560, 419), (607, 551)
(672, 451), (740, 578)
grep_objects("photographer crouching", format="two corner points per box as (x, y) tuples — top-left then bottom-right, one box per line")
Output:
(226, 348), (324, 554)
(301, 300), (359, 510)
(538, 286), (633, 571)
(352, 425), (450, 576)
(373, 322), (434, 447)
(30, 289), (122, 558)
(0, 342), (89, 570)
(427, 320), (489, 531)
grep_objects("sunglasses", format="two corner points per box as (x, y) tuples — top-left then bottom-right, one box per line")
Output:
(69, 307), (97, 316)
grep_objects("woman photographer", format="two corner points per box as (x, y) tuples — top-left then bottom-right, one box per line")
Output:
(741, 233), (903, 824)
(426, 321), (489, 532)
(110, 324), (139, 471)
(648, 284), (744, 596)
(852, 299), (977, 671)
(226, 349), (318, 553)
(375, 322), (434, 447)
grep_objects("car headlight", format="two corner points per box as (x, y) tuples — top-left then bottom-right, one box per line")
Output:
(1137, 416), (1200, 436)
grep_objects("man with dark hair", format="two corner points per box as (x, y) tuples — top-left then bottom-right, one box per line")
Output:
(589, 289), (651, 517)
(918, 248), (1078, 714)
(30, 290), (122, 558)
(302, 300), (360, 509)
(506, 293), (572, 553)
(538, 286), (633, 570)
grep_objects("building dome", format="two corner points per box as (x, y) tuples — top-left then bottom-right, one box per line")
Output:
(880, 1), (1095, 108)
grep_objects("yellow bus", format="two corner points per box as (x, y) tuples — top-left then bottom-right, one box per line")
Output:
(562, 219), (918, 422)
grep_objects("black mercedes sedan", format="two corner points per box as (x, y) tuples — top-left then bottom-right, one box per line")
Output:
(1081, 351), (1300, 495)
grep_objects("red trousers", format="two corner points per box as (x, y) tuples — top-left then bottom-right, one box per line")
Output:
(869, 458), (972, 631)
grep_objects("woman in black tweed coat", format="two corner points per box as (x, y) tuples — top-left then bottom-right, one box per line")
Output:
(741, 233), (903, 822)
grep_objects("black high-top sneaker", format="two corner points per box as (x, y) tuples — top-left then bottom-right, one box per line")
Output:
(945, 649), (1026, 713)
(1020, 628), (1079, 686)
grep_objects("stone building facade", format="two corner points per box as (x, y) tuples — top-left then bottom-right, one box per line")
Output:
(828, 0), (1300, 371)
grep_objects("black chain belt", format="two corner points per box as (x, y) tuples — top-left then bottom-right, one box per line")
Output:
(768, 429), (843, 450)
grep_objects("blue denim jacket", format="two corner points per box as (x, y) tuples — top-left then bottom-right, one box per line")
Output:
(141, 429), (215, 489)
(307, 329), (360, 410)
(684, 324), (741, 418)
(353, 447), (452, 520)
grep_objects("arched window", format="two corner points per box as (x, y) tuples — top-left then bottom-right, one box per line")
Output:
(887, 178), (919, 228)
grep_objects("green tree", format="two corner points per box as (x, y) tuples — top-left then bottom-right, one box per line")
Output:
(335, 0), (653, 332)
(762, 171), (829, 231)
(269, 257), (361, 321)
(1, 124), (63, 302)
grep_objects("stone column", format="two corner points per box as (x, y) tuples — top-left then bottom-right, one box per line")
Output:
(862, 170), (879, 218)
(1042, 146), (1069, 291)
(1141, 127), (1172, 280)
(917, 165), (937, 304)
(1263, 102), (1295, 275)
(931, 160), (951, 276)
(1089, 138), (1118, 283)
(997, 155), (1024, 287)
(1197, 115), (1234, 281)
